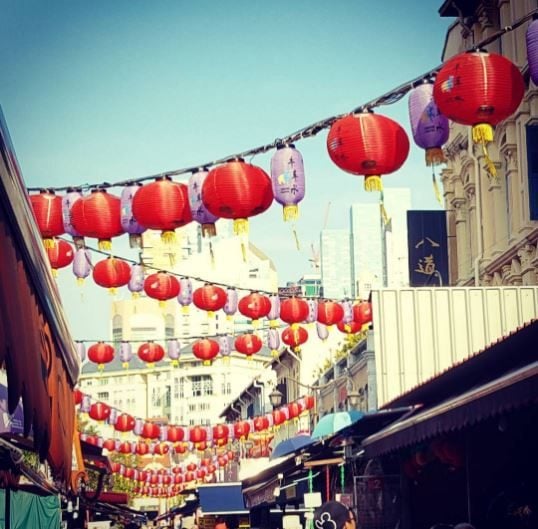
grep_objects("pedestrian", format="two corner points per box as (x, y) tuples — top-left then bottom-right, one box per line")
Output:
(314, 501), (356, 529)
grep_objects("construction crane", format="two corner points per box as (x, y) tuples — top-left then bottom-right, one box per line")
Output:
(309, 201), (331, 270)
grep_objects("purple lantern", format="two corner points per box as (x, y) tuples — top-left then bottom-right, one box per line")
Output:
(527, 17), (538, 85)
(316, 322), (329, 341)
(270, 144), (306, 221)
(306, 299), (318, 324)
(159, 425), (169, 442)
(121, 184), (145, 248)
(224, 288), (238, 319)
(80, 394), (91, 413)
(128, 264), (145, 298)
(62, 189), (82, 245)
(188, 170), (219, 237)
(109, 407), (118, 426)
(178, 278), (193, 313)
(76, 341), (86, 363)
(218, 335), (233, 360)
(133, 418), (144, 436)
(267, 328), (280, 357)
(167, 339), (181, 367)
(340, 300), (353, 324)
(408, 81), (449, 166)
(73, 248), (92, 285)
(119, 341), (133, 369)
(268, 295), (280, 327)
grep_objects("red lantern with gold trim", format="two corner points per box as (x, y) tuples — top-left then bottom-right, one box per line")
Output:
(141, 422), (160, 440)
(327, 112), (409, 191)
(234, 421), (250, 440)
(337, 320), (362, 334)
(132, 177), (192, 244)
(202, 160), (273, 235)
(89, 402), (111, 422)
(189, 426), (207, 446)
(193, 284), (227, 317)
(433, 50), (525, 178)
(288, 401), (301, 420)
(192, 339), (220, 365)
(353, 301), (372, 327)
(213, 424), (229, 443)
(74, 389), (83, 405)
(317, 301), (344, 326)
(144, 272), (180, 306)
(87, 342), (115, 370)
(234, 333), (262, 359)
(304, 395), (315, 410)
(46, 238), (74, 276)
(70, 189), (123, 250)
(138, 342), (165, 367)
(253, 415), (269, 432)
(103, 438), (116, 451)
(115, 413), (135, 433)
(93, 257), (131, 293)
(238, 292), (272, 326)
(272, 409), (286, 427)
(29, 191), (64, 248)
(167, 426), (185, 443)
(282, 325), (308, 351)
(154, 443), (170, 456)
(279, 297), (309, 326)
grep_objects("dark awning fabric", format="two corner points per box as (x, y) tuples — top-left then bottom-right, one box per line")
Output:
(198, 483), (248, 515)
(363, 362), (538, 457)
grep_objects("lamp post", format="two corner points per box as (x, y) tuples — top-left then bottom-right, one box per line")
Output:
(269, 388), (283, 409)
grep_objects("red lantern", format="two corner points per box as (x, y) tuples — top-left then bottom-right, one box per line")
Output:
(288, 401), (301, 420)
(279, 297), (309, 326)
(70, 189), (123, 250)
(337, 320), (362, 334)
(197, 468), (206, 479)
(111, 462), (121, 473)
(304, 395), (315, 410)
(317, 301), (344, 326)
(327, 112), (409, 191)
(46, 239), (74, 276)
(272, 409), (286, 426)
(87, 342), (115, 370)
(115, 413), (135, 433)
(135, 442), (149, 455)
(92, 257), (131, 292)
(29, 191), (64, 247)
(167, 426), (185, 443)
(89, 402), (111, 421)
(143, 272), (180, 306)
(213, 424), (229, 443)
(202, 160), (273, 235)
(118, 441), (132, 454)
(253, 415), (269, 432)
(233, 421), (250, 440)
(353, 301), (372, 327)
(185, 471), (196, 482)
(174, 474), (184, 485)
(433, 50), (525, 177)
(238, 292), (272, 326)
(141, 422), (160, 440)
(124, 467), (135, 480)
(193, 284), (227, 317)
(192, 339), (220, 365)
(189, 426), (207, 444)
(174, 443), (187, 454)
(234, 333), (262, 358)
(154, 443), (170, 456)
(138, 342), (165, 367)
(132, 178), (192, 243)
(102, 438), (116, 451)
(74, 389), (83, 405)
(217, 456), (228, 467)
(207, 464), (217, 474)
(282, 325), (308, 351)
(186, 463), (197, 472)
(201, 458), (211, 467)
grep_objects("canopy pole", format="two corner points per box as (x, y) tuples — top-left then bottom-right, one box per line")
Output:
(325, 465), (330, 501)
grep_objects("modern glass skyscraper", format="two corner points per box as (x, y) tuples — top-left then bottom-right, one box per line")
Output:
(320, 229), (352, 299)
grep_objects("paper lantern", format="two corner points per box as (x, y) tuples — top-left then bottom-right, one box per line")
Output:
(268, 294), (280, 327)
(253, 415), (270, 432)
(238, 292), (271, 326)
(70, 189), (123, 250)
(138, 342), (165, 367)
(288, 401), (301, 420)
(167, 426), (185, 443)
(120, 184), (145, 248)
(213, 424), (229, 443)
(267, 328), (280, 357)
(282, 325), (308, 351)
(89, 402), (111, 422)
(189, 426), (207, 445)
(272, 409), (286, 427)
(118, 341), (133, 369)
(408, 81), (449, 166)
(218, 335), (233, 361)
(73, 248), (92, 285)
(192, 339), (219, 365)
(353, 301), (373, 327)
(223, 288), (238, 319)
(279, 297), (309, 326)
(188, 169), (219, 237)
(141, 422), (160, 440)
(527, 17), (538, 85)
(87, 342), (115, 370)
(340, 299), (354, 323)
(115, 413), (135, 433)
(316, 322), (329, 341)
(135, 442), (150, 456)
(29, 191), (64, 247)
(92, 257), (131, 292)
(433, 50), (525, 177)
(304, 395), (315, 410)
(74, 388), (84, 405)
(46, 239), (74, 276)
(234, 333), (262, 358)
(144, 272), (180, 306)
(317, 300), (344, 326)
(177, 278), (193, 313)
(62, 189), (82, 242)
(167, 339), (181, 367)
(102, 438), (116, 451)
(128, 263), (145, 297)
(132, 177), (192, 243)
(337, 320), (362, 334)
(270, 144), (305, 221)
(202, 160), (273, 235)
(327, 112), (410, 191)
(233, 421), (250, 440)
(305, 299), (318, 324)
(193, 284), (227, 317)
(154, 443), (170, 456)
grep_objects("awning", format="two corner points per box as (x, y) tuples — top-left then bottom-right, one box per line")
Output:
(363, 362), (538, 457)
(198, 483), (247, 515)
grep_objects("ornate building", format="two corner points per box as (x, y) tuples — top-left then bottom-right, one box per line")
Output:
(440, 0), (538, 286)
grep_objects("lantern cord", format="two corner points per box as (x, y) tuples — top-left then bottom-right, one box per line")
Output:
(25, 8), (538, 193)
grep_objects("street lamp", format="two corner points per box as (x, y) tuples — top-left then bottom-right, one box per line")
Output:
(346, 390), (361, 410)
(269, 389), (283, 409)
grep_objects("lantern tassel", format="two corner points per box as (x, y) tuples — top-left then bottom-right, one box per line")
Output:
(159, 300), (166, 309)
(233, 218), (249, 235)
(425, 147), (446, 166)
(43, 237), (55, 249)
(76, 277), (85, 287)
(283, 205), (299, 222)
(292, 225), (300, 251)
(98, 239), (112, 251)
(171, 360), (179, 368)
(51, 268), (58, 278)
(432, 166), (443, 206)
(181, 305), (189, 314)
(271, 349), (279, 358)
(269, 319), (279, 328)
(364, 175), (383, 192)
(161, 230), (177, 245)
(122, 362), (130, 369)
(472, 123), (497, 180)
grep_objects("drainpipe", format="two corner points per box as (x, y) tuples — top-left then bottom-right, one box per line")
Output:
(252, 379), (266, 414)
(468, 127), (483, 286)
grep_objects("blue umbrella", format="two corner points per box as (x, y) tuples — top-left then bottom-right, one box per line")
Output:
(270, 434), (314, 460)
(311, 410), (364, 439)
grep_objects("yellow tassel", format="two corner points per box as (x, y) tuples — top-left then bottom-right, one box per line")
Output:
(147, 362), (155, 369)
(44, 238), (55, 249)
(269, 319), (279, 328)
(251, 319), (259, 329)
(171, 360), (179, 368)
(98, 363), (105, 372)
(51, 268), (58, 278)
(364, 175), (383, 192)
(291, 323), (299, 330)
(283, 205), (299, 222)
(131, 292), (140, 299)
(472, 123), (497, 180)
(271, 349), (279, 358)
(226, 314), (233, 322)
(77, 277), (85, 286)
(98, 239), (112, 251)
(122, 362), (129, 369)
(380, 202), (390, 226)
(241, 240), (247, 262)
(233, 218), (249, 235)
(181, 305), (189, 314)
(425, 147), (446, 166)
(161, 230), (177, 245)
(108, 287), (117, 296)
(159, 300), (166, 309)
(222, 356), (230, 366)
(432, 171), (443, 206)
(203, 360), (211, 366)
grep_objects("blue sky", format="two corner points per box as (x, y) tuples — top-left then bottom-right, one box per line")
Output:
(0, 0), (453, 339)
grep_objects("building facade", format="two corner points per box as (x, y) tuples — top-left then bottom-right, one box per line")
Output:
(320, 229), (353, 298)
(440, 0), (538, 286)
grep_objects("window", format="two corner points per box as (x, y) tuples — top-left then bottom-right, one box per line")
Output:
(526, 123), (538, 220)
(97, 392), (109, 400)
(190, 375), (212, 396)
(98, 378), (109, 386)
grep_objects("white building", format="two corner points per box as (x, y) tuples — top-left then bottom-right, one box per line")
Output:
(320, 229), (353, 299)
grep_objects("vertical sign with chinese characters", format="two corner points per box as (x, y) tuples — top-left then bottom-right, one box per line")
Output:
(407, 210), (449, 287)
